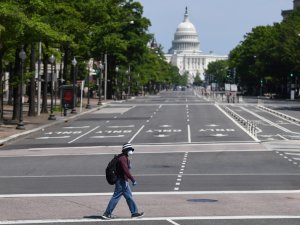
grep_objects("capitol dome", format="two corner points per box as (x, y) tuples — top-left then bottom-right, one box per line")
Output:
(168, 7), (201, 54)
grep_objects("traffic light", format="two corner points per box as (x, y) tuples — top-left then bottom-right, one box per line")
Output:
(227, 68), (233, 83)
(290, 73), (294, 78)
(95, 69), (101, 78)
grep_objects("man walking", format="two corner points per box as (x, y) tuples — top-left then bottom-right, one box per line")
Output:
(102, 143), (144, 219)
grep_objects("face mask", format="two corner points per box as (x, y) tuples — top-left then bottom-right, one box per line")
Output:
(128, 150), (133, 155)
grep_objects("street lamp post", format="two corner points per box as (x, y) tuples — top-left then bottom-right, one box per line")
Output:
(98, 61), (103, 105)
(48, 54), (56, 120)
(115, 66), (119, 100)
(127, 65), (131, 99)
(86, 60), (92, 109)
(71, 57), (77, 114)
(126, 70), (129, 99)
(16, 47), (26, 130)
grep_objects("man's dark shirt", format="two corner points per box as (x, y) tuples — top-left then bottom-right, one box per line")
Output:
(116, 154), (135, 182)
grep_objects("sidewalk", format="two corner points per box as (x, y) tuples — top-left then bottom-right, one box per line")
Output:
(0, 97), (111, 146)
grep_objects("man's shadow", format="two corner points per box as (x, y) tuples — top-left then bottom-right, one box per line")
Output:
(83, 215), (104, 219)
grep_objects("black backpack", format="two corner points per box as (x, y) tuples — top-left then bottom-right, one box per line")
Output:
(105, 154), (120, 185)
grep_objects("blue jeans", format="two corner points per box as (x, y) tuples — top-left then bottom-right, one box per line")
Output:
(104, 179), (138, 215)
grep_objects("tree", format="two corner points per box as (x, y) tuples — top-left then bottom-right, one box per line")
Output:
(193, 72), (202, 86)
(205, 60), (228, 85)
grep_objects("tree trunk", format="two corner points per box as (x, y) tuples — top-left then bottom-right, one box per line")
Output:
(12, 48), (21, 121)
(0, 48), (4, 123)
(63, 45), (69, 83)
(28, 43), (36, 116)
(41, 55), (48, 114)
(7, 63), (13, 105)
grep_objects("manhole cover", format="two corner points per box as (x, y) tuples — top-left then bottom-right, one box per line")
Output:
(187, 199), (218, 203)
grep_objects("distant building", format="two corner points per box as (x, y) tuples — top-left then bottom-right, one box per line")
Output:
(164, 7), (227, 83)
(282, 0), (300, 19)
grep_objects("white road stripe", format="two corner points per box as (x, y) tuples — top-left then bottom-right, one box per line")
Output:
(107, 125), (135, 128)
(68, 126), (100, 144)
(36, 136), (71, 140)
(286, 153), (300, 156)
(2, 216), (300, 224)
(21, 142), (262, 151)
(128, 125), (145, 143)
(187, 124), (191, 143)
(242, 106), (300, 134)
(215, 104), (259, 142)
(63, 126), (90, 129)
(90, 135), (125, 138)
(277, 134), (289, 140)
(167, 218), (181, 225)
(8, 173), (295, 179)
(1, 190), (300, 198)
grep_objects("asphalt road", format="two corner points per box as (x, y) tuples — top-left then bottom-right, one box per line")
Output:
(1, 89), (300, 225)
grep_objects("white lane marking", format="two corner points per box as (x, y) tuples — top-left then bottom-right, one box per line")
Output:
(167, 218), (181, 225)
(107, 125), (135, 128)
(174, 152), (189, 191)
(68, 126), (100, 144)
(128, 125), (145, 143)
(0, 148), (271, 158)
(63, 126), (90, 129)
(154, 134), (170, 138)
(23, 142), (262, 150)
(36, 136), (70, 140)
(211, 134), (228, 137)
(2, 190), (300, 198)
(90, 135), (125, 138)
(277, 134), (289, 140)
(2, 216), (300, 224)
(285, 153), (300, 156)
(242, 106), (300, 134)
(187, 124), (191, 143)
(215, 104), (259, 142)
(207, 124), (219, 127)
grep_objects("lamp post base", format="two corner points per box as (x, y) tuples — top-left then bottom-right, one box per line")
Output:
(48, 114), (56, 120)
(16, 122), (25, 130)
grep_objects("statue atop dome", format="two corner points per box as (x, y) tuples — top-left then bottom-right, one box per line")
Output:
(184, 6), (188, 21)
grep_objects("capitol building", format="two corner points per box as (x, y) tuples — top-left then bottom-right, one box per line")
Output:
(165, 8), (227, 83)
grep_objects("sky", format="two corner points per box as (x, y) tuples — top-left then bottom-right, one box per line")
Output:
(137, 0), (293, 55)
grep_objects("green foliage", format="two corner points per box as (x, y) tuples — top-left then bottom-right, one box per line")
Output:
(0, 0), (186, 107)
(193, 72), (202, 86)
(205, 60), (228, 85)
(228, 8), (300, 96)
